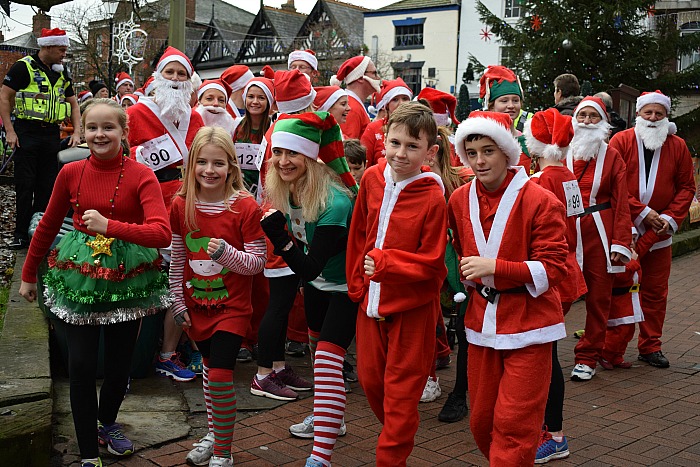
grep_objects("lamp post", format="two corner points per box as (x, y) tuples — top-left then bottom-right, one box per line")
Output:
(103, 0), (120, 98)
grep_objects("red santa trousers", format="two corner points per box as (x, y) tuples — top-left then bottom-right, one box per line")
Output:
(356, 304), (437, 466)
(242, 272), (269, 350)
(574, 220), (615, 368)
(468, 343), (552, 466)
(638, 246), (672, 354)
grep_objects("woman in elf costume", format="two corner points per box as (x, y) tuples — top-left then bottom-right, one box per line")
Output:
(19, 98), (172, 467)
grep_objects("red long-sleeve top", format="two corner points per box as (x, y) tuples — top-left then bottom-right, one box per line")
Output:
(22, 154), (171, 282)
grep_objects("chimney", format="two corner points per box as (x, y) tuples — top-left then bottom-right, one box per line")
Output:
(33, 12), (52, 39)
(280, 0), (296, 12)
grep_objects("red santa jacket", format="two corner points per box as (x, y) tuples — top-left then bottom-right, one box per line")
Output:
(566, 143), (632, 272)
(609, 128), (696, 250)
(360, 118), (386, 167)
(448, 167), (569, 349)
(346, 158), (447, 318)
(340, 90), (370, 140)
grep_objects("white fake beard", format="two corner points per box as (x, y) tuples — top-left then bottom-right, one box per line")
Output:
(570, 121), (612, 161)
(153, 72), (194, 123)
(52, 64), (64, 73)
(197, 105), (236, 134)
(635, 116), (669, 151)
(363, 75), (382, 93)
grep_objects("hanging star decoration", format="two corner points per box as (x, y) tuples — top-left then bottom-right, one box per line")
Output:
(86, 234), (115, 257)
(531, 15), (543, 31)
(480, 27), (492, 42)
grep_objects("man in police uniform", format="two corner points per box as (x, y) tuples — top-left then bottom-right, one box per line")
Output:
(0, 27), (81, 249)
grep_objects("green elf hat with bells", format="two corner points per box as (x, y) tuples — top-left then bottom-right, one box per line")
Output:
(478, 65), (524, 109)
(271, 111), (360, 194)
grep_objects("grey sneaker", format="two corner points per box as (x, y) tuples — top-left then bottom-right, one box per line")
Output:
(186, 432), (214, 466)
(289, 414), (347, 439)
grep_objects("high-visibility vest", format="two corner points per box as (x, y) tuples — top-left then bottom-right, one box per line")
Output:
(13, 56), (70, 124)
(514, 109), (533, 133)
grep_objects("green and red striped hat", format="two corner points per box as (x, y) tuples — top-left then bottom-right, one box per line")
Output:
(271, 112), (359, 193)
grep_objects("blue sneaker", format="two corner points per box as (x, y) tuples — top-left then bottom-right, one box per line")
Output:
(81, 458), (102, 467)
(304, 456), (325, 467)
(535, 430), (569, 464)
(156, 353), (196, 382)
(97, 421), (134, 456)
(188, 351), (203, 375)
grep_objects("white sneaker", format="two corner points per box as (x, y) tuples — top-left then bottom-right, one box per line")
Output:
(186, 432), (214, 466)
(208, 455), (233, 467)
(571, 363), (596, 381)
(289, 414), (347, 439)
(420, 376), (442, 403)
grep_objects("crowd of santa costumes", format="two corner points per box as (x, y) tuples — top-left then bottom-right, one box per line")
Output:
(76, 47), (696, 467)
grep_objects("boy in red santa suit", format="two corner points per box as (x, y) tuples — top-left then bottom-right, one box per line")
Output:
(449, 110), (568, 465)
(196, 79), (236, 136)
(346, 102), (447, 466)
(524, 108), (587, 463)
(360, 77), (412, 167)
(330, 55), (381, 139)
(608, 90), (696, 368)
(126, 46), (204, 212)
(566, 96), (632, 382)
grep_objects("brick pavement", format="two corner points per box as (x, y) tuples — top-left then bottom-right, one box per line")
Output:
(71, 250), (700, 466)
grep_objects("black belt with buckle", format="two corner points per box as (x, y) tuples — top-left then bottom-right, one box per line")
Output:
(612, 284), (640, 296)
(473, 283), (528, 304)
(375, 315), (392, 323)
(579, 201), (612, 217)
(155, 167), (182, 182)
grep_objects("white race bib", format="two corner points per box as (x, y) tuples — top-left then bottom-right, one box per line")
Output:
(234, 142), (261, 171)
(563, 180), (584, 217)
(140, 134), (183, 171)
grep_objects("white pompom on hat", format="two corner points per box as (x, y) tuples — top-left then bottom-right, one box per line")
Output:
(524, 108), (575, 161)
(454, 111), (521, 167)
(636, 90), (671, 113)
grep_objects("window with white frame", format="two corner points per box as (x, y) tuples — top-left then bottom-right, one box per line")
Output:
(679, 22), (699, 71)
(504, 0), (526, 18)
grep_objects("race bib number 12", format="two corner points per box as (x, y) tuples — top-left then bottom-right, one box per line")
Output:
(140, 134), (183, 171)
(234, 143), (261, 171)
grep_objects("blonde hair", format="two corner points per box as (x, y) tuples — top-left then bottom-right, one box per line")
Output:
(177, 127), (248, 230)
(436, 126), (464, 197)
(82, 98), (130, 153)
(264, 155), (350, 222)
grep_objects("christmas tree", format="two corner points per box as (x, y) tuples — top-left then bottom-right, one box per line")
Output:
(475, 0), (700, 109)
(456, 83), (471, 121)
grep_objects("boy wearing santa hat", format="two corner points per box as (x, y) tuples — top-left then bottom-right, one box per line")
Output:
(608, 90), (695, 368)
(330, 55), (380, 139)
(449, 110), (568, 465)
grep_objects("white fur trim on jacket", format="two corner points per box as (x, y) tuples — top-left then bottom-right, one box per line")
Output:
(455, 117), (521, 166)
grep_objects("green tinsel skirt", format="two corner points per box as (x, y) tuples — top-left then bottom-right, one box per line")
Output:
(43, 230), (171, 325)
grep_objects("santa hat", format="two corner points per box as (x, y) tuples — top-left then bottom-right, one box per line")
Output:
(243, 77), (275, 107)
(271, 112), (359, 193)
(479, 65), (523, 108)
(197, 79), (233, 101)
(274, 70), (317, 114)
(330, 56), (371, 86)
(142, 76), (156, 96)
(573, 96), (609, 123)
(454, 111), (521, 167)
(636, 90), (671, 113)
(114, 72), (134, 90)
(156, 46), (193, 77)
(77, 90), (93, 104)
(120, 94), (138, 106)
(375, 78), (413, 112)
(313, 86), (347, 112)
(89, 79), (107, 96)
(37, 28), (70, 48)
(288, 49), (318, 71)
(221, 65), (255, 92)
(524, 108), (574, 161)
(417, 87), (459, 125)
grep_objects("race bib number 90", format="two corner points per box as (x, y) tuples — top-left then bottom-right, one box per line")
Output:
(234, 143), (261, 171)
(562, 180), (585, 217)
(140, 134), (183, 171)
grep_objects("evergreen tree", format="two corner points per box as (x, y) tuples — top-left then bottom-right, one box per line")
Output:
(456, 83), (471, 121)
(475, 0), (700, 109)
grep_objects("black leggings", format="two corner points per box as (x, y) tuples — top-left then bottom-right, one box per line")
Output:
(303, 284), (358, 350)
(451, 320), (469, 397)
(195, 331), (243, 370)
(65, 319), (141, 459)
(544, 340), (564, 432)
(256, 275), (299, 368)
